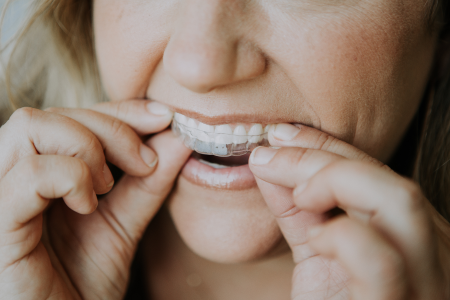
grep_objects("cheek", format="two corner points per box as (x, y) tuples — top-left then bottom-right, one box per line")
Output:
(265, 4), (434, 160)
(167, 177), (283, 263)
(93, 0), (174, 101)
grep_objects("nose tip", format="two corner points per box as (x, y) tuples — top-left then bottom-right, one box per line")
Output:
(163, 28), (266, 94)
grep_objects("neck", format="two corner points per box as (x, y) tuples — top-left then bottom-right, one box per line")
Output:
(140, 207), (294, 300)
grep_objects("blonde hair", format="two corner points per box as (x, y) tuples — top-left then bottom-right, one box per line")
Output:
(0, 0), (106, 124)
(2, 0), (450, 218)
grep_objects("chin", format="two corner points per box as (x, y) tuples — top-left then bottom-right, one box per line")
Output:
(167, 175), (284, 264)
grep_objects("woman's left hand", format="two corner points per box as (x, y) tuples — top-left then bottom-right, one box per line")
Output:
(249, 123), (450, 300)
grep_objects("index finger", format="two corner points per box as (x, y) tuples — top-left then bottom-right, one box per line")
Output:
(268, 123), (383, 165)
(91, 99), (174, 135)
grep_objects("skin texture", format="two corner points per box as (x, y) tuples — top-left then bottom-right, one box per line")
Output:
(0, 0), (449, 300)
(93, 0), (436, 264)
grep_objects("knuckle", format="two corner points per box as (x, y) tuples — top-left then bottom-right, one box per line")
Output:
(79, 132), (104, 155)
(9, 107), (36, 125)
(108, 118), (130, 140)
(289, 148), (311, 168)
(115, 100), (131, 119)
(315, 132), (339, 151)
(70, 157), (91, 184)
(18, 155), (42, 179)
(13, 156), (44, 190)
(44, 107), (61, 114)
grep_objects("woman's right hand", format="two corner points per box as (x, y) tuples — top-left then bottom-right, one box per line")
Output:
(0, 100), (192, 300)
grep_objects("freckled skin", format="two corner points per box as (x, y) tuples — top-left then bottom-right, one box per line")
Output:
(93, 0), (437, 296)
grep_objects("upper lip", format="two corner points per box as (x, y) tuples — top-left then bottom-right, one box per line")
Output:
(168, 105), (303, 126)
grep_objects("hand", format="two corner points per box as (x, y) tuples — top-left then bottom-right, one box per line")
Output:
(249, 123), (450, 300)
(0, 100), (192, 300)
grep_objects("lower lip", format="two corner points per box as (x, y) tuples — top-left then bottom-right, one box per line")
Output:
(181, 156), (257, 190)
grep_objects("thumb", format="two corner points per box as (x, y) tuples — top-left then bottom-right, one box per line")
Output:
(255, 177), (326, 263)
(99, 130), (192, 244)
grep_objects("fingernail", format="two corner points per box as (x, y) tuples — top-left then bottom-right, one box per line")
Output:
(140, 144), (158, 168)
(308, 225), (323, 239)
(272, 123), (301, 141)
(147, 101), (172, 116)
(293, 181), (308, 196)
(250, 147), (278, 165)
(103, 164), (114, 188)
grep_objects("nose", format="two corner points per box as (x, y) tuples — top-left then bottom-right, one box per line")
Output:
(163, 0), (266, 93)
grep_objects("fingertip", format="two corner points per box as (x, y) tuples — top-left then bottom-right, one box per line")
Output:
(146, 101), (174, 119)
(65, 191), (98, 215)
(150, 129), (193, 157)
(89, 190), (99, 214)
(270, 123), (302, 142)
(84, 190), (99, 214)
(293, 181), (308, 197)
(249, 146), (278, 166)
(94, 163), (114, 195)
(148, 130), (193, 170)
(103, 163), (115, 188)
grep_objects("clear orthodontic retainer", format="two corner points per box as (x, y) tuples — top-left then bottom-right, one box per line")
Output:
(171, 117), (270, 157)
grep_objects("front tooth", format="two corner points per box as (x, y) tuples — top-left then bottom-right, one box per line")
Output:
(196, 122), (214, 142)
(198, 122), (215, 133)
(233, 125), (248, 144)
(174, 113), (187, 125)
(264, 125), (270, 133)
(186, 118), (197, 129)
(248, 124), (263, 143)
(215, 124), (233, 144)
(215, 124), (233, 134)
(248, 124), (263, 135)
(186, 118), (201, 140)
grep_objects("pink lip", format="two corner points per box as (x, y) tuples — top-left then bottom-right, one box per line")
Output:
(181, 156), (257, 190)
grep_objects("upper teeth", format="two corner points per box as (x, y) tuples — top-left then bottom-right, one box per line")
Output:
(174, 112), (270, 141)
(172, 112), (272, 156)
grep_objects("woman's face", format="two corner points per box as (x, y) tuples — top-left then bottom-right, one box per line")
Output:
(93, 0), (437, 263)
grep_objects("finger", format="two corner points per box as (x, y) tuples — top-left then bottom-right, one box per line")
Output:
(91, 99), (174, 135)
(96, 130), (192, 244)
(308, 217), (408, 300)
(0, 155), (97, 267)
(0, 155), (97, 266)
(248, 146), (346, 259)
(0, 108), (113, 194)
(249, 147), (429, 246)
(254, 177), (326, 263)
(268, 123), (384, 165)
(0, 155), (97, 228)
(250, 146), (426, 254)
(296, 160), (442, 299)
(250, 147), (443, 297)
(249, 146), (343, 189)
(46, 107), (158, 177)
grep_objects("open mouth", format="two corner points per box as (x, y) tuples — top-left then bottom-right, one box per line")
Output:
(174, 111), (269, 189)
(192, 152), (251, 168)
(181, 152), (256, 190)
(172, 112), (272, 157)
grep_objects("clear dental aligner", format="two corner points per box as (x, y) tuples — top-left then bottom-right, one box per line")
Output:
(172, 112), (271, 157)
